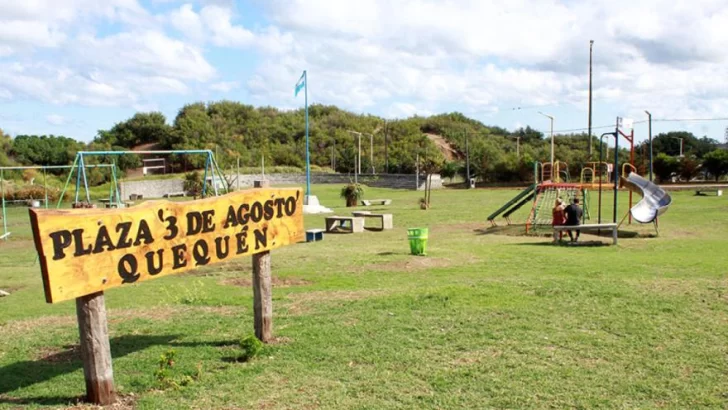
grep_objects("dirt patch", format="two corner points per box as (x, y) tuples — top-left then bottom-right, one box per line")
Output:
(66, 393), (137, 409)
(425, 133), (462, 161)
(221, 277), (312, 288)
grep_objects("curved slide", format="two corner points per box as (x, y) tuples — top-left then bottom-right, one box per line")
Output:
(621, 173), (672, 223)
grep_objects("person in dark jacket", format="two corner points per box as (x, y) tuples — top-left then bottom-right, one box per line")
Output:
(564, 198), (583, 242)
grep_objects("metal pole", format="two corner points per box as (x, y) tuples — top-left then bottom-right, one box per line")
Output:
(465, 130), (471, 188)
(384, 120), (389, 173)
(81, 154), (91, 203)
(598, 137), (602, 225)
(613, 118), (620, 224)
(43, 167), (48, 208)
(588, 40), (594, 158)
(550, 117), (554, 167)
(202, 153), (210, 197)
(358, 133), (361, 175)
(645, 110), (653, 181)
(369, 133), (374, 174)
(304, 70), (310, 197)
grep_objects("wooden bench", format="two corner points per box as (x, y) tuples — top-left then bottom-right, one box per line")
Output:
(325, 216), (365, 233)
(361, 199), (392, 206)
(553, 223), (618, 245)
(163, 191), (187, 198)
(695, 188), (723, 196)
(351, 211), (393, 230)
(306, 229), (325, 242)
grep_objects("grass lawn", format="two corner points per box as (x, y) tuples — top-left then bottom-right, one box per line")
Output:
(0, 185), (726, 409)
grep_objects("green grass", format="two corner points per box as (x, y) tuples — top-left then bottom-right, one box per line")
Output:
(0, 185), (727, 409)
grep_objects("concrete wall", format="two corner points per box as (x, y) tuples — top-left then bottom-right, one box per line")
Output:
(229, 173), (442, 191)
(120, 179), (185, 200)
(120, 173), (442, 199)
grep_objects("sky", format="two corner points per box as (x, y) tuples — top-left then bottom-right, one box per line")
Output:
(2, 0), (728, 144)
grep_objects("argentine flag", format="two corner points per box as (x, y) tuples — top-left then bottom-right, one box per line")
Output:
(294, 71), (306, 97)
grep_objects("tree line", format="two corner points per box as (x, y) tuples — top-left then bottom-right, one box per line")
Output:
(2, 102), (727, 183)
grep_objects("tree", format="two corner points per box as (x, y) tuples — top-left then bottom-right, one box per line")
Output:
(652, 153), (680, 182)
(10, 135), (83, 167)
(439, 160), (460, 182)
(702, 150), (728, 181)
(418, 136), (445, 209)
(96, 112), (172, 148)
(678, 156), (701, 182)
(0, 128), (13, 166)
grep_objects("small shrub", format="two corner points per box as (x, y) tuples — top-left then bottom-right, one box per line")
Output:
(340, 183), (364, 207)
(239, 335), (263, 362)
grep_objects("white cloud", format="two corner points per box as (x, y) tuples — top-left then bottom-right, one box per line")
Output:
(74, 31), (215, 81)
(210, 81), (240, 92)
(169, 4), (205, 43)
(167, 3), (255, 48)
(242, 0), (728, 127)
(4, 0), (728, 136)
(46, 114), (68, 125)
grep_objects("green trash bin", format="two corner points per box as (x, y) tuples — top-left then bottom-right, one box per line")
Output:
(407, 227), (428, 256)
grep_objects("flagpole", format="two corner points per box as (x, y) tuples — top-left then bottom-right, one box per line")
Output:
(304, 70), (310, 197)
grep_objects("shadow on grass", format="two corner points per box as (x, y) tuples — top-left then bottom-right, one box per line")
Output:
(514, 241), (610, 247)
(474, 224), (653, 239)
(0, 334), (182, 406)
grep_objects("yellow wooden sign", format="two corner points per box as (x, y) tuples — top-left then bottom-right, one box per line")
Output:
(29, 188), (304, 303)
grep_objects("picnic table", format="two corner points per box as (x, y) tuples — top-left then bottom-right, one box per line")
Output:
(361, 199), (392, 206)
(351, 211), (393, 230)
(325, 216), (365, 233)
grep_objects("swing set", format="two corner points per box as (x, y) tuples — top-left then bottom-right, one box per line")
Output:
(57, 149), (228, 208)
(1, 149), (227, 242)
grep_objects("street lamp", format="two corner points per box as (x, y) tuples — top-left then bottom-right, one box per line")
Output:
(671, 137), (684, 157)
(347, 130), (363, 183)
(645, 110), (653, 181)
(508, 136), (521, 158)
(538, 111), (555, 166)
(366, 133), (375, 174)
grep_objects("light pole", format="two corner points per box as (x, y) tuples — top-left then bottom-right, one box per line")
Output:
(588, 40), (594, 158)
(671, 137), (684, 157)
(347, 130), (362, 183)
(538, 111), (555, 166)
(367, 133), (375, 174)
(508, 136), (521, 158)
(645, 110), (653, 181)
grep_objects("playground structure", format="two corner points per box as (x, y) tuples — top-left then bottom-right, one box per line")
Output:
(59, 150), (228, 207)
(488, 119), (672, 235)
(1, 150), (228, 242)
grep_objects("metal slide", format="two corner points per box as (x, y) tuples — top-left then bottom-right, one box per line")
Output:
(487, 184), (536, 225)
(620, 173), (672, 223)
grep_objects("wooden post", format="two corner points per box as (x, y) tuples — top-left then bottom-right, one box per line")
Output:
(76, 291), (116, 405)
(252, 251), (273, 342)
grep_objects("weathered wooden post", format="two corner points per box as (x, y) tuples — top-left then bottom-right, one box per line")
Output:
(76, 291), (116, 404)
(252, 179), (273, 342)
(252, 251), (272, 342)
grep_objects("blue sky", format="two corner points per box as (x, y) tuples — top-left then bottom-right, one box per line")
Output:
(2, 0), (728, 144)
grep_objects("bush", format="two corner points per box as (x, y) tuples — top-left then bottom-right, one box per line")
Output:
(239, 335), (263, 362)
(4, 184), (69, 202)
